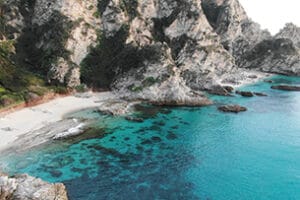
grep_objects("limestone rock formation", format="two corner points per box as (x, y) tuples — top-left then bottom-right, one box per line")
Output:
(276, 23), (300, 48)
(201, 0), (300, 76)
(1, 0), (300, 105)
(0, 173), (68, 200)
(2, 0), (100, 87)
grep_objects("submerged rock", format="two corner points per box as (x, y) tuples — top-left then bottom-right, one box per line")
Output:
(271, 85), (300, 91)
(0, 173), (68, 200)
(125, 116), (144, 123)
(218, 105), (247, 113)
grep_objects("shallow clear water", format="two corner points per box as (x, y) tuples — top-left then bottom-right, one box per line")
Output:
(1, 75), (300, 200)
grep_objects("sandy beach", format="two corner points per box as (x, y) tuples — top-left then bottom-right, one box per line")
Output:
(0, 92), (115, 152)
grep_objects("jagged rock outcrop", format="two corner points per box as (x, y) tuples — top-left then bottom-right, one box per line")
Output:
(276, 23), (300, 48)
(0, 172), (68, 200)
(201, 0), (300, 76)
(201, 0), (271, 64)
(2, 0), (100, 87)
(80, 0), (237, 105)
(241, 38), (300, 76)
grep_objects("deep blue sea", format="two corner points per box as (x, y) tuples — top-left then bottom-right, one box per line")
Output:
(1, 75), (300, 200)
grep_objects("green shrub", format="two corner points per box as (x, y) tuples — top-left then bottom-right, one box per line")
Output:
(128, 84), (143, 92)
(75, 84), (87, 93)
(52, 86), (69, 94)
(142, 76), (157, 87)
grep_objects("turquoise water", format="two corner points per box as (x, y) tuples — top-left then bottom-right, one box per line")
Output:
(1, 75), (300, 199)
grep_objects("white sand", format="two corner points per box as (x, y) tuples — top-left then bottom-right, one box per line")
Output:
(0, 92), (115, 151)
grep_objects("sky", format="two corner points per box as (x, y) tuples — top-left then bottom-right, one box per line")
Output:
(239, 0), (300, 35)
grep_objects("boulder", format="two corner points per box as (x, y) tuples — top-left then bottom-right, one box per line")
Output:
(207, 85), (234, 96)
(254, 92), (268, 96)
(271, 85), (300, 91)
(223, 86), (234, 93)
(236, 90), (254, 97)
(264, 80), (274, 83)
(218, 105), (247, 113)
(24, 92), (41, 104)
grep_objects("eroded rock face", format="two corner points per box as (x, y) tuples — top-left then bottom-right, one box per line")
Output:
(276, 23), (300, 48)
(2, 0), (300, 105)
(92, 0), (236, 105)
(0, 173), (68, 200)
(3, 0), (100, 87)
(201, 0), (271, 64)
(201, 0), (300, 76)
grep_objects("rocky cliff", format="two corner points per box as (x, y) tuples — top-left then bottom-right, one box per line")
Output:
(0, 172), (68, 200)
(1, 0), (300, 105)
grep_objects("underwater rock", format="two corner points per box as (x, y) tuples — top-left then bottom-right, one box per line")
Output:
(218, 105), (247, 113)
(271, 85), (300, 91)
(151, 136), (162, 142)
(166, 132), (178, 140)
(125, 116), (144, 123)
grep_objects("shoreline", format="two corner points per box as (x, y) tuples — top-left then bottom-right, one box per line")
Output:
(0, 72), (271, 153)
(0, 91), (116, 152)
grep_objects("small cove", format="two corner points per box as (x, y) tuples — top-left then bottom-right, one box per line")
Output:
(1, 75), (300, 200)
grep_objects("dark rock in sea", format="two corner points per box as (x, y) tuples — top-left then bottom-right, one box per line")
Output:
(80, 159), (87, 164)
(71, 167), (83, 173)
(136, 145), (144, 151)
(141, 139), (153, 145)
(50, 170), (62, 178)
(125, 116), (144, 123)
(124, 137), (130, 141)
(171, 125), (179, 130)
(166, 132), (178, 140)
(207, 85), (234, 96)
(149, 125), (161, 131)
(271, 85), (300, 91)
(151, 136), (162, 142)
(218, 105), (247, 113)
(153, 120), (166, 126)
(236, 90), (254, 97)
(254, 92), (268, 96)
(264, 80), (274, 83)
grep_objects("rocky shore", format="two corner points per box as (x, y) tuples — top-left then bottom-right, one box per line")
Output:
(0, 172), (68, 200)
